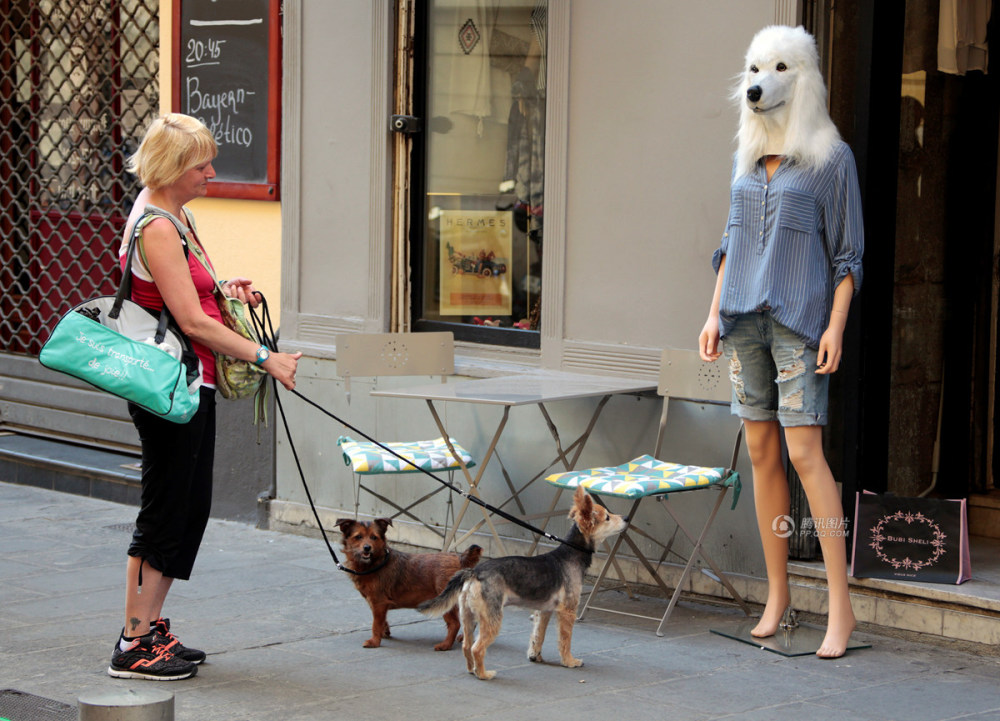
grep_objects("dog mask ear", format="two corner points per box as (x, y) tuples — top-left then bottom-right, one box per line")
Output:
(373, 518), (392, 536)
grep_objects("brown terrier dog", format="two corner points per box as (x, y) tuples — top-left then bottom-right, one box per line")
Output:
(335, 517), (482, 651)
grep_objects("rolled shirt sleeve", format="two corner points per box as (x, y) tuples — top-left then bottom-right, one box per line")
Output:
(822, 146), (864, 296)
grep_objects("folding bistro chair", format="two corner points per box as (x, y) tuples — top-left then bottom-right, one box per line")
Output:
(335, 333), (475, 548)
(545, 348), (752, 635)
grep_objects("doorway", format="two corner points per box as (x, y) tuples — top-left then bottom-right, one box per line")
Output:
(820, 0), (999, 501)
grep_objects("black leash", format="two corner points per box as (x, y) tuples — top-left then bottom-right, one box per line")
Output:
(248, 295), (591, 568)
(249, 293), (385, 576)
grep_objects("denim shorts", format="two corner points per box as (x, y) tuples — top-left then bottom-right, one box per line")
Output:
(722, 311), (828, 427)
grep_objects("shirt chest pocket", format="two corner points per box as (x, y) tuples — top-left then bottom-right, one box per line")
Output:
(777, 189), (817, 234)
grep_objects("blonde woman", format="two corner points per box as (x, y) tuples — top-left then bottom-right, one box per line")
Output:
(109, 114), (299, 680)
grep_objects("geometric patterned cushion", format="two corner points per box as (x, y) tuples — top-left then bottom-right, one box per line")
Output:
(337, 435), (475, 475)
(546, 454), (740, 508)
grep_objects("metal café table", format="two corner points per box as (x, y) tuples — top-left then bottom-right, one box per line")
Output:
(371, 372), (656, 554)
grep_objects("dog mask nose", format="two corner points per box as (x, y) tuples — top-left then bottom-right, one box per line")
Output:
(747, 85), (762, 103)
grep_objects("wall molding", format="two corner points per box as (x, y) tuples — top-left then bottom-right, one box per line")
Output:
(279, 0), (303, 340)
(368, 0), (392, 325)
(561, 340), (661, 380)
(539, 0), (570, 369)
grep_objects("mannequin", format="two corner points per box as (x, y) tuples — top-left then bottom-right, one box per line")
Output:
(699, 26), (864, 658)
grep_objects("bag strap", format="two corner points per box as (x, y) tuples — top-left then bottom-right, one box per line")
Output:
(113, 208), (189, 308)
(175, 209), (227, 298)
(111, 208), (191, 347)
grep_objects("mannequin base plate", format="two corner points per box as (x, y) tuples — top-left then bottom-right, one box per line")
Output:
(710, 619), (871, 657)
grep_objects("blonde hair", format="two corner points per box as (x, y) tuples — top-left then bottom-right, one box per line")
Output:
(127, 113), (218, 190)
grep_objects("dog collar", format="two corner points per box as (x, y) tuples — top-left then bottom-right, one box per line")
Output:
(338, 548), (392, 576)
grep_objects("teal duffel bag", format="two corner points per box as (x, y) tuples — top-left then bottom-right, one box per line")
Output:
(39, 295), (203, 424)
(38, 210), (202, 424)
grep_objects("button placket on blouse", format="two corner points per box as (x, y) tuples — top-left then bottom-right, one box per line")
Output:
(757, 174), (769, 254)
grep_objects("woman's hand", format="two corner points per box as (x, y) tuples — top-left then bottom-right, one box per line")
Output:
(262, 351), (302, 390)
(223, 277), (259, 307)
(699, 315), (722, 362)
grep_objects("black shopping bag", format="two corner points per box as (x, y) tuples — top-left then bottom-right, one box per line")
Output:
(851, 491), (971, 584)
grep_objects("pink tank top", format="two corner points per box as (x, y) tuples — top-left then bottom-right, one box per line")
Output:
(121, 210), (222, 386)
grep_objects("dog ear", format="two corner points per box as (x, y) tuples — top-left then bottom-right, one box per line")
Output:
(334, 518), (355, 536)
(373, 517), (392, 535)
(571, 486), (596, 534)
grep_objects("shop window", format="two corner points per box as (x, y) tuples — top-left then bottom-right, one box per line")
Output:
(413, 0), (546, 348)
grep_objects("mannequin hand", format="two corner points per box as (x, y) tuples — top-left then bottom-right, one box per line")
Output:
(815, 326), (844, 374)
(699, 316), (722, 362)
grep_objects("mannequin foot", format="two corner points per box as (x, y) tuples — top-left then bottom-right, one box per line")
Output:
(816, 607), (857, 659)
(751, 591), (790, 638)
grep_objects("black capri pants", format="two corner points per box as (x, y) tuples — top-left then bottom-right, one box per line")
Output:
(127, 386), (216, 580)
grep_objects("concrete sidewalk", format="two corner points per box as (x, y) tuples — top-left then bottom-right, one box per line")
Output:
(2, 480), (998, 721)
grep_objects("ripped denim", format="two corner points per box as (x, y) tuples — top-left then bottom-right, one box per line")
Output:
(721, 311), (828, 427)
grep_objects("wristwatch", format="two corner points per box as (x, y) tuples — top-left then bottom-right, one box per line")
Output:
(254, 346), (270, 365)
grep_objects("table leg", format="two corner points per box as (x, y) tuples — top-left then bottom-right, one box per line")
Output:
(526, 395), (612, 553)
(427, 400), (509, 555)
(456, 395), (613, 550)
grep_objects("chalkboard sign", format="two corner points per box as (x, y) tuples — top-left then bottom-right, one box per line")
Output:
(172, 0), (281, 200)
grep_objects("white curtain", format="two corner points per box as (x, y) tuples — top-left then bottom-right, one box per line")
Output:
(938, 0), (990, 75)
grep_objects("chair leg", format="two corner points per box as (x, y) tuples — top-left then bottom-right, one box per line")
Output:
(441, 471), (456, 550)
(654, 489), (752, 635)
(580, 490), (750, 636)
(527, 486), (564, 555)
(579, 498), (642, 620)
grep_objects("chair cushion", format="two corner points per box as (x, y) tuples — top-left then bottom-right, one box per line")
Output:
(337, 435), (475, 475)
(546, 454), (741, 507)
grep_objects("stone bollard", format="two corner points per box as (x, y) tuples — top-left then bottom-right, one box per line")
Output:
(78, 689), (173, 721)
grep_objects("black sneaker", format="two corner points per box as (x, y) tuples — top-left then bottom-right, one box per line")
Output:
(152, 617), (206, 665)
(108, 633), (197, 681)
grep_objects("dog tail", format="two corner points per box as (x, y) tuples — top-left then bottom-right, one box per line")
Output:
(418, 568), (474, 617)
(459, 544), (483, 568)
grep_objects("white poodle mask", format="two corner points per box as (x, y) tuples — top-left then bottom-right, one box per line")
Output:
(733, 25), (840, 178)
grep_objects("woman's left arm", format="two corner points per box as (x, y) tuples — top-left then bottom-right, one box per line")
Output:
(816, 273), (854, 375)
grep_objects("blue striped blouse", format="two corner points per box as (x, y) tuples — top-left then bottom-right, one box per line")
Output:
(712, 140), (864, 349)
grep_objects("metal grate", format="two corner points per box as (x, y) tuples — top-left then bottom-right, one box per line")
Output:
(0, 0), (159, 356)
(0, 689), (76, 721)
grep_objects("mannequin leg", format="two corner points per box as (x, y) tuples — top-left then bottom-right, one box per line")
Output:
(784, 425), (856, 658)
(743, 419), (791, 638)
